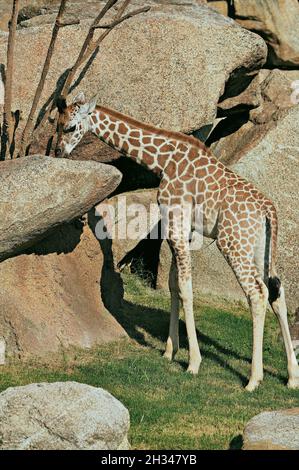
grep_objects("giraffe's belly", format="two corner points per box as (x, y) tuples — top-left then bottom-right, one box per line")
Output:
(192, 206), (219, 240)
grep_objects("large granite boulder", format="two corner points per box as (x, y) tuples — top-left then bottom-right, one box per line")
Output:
(211, 69), (299, 164)
(0, 382), (130, 450)
(232, 0), (299, 68)
(0, 218), (127, 359)
(0, 155), (126, 359)
(243, 408), (299, 450)
(0, 1), (266, 155)
(0, 155), (122, 261)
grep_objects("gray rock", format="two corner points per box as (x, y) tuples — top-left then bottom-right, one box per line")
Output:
(0, 382), (130, 450)
(232, 0), (299, 68)
(0, 155), (122, 260)
(0, 220), (127, 359)
(243, 408), (299, 450)
(207, 0), (228, 16)
(250, 69), (299, 125)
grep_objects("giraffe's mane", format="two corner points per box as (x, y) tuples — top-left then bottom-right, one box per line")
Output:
(96, 105), (211, 155)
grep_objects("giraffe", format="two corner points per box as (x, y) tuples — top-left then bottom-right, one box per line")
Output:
(55, 92), (299, 391)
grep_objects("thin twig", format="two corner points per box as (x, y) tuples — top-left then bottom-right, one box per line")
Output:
(19, 0), (77, 158)
(93, 6), (150, 30)
(0, 0), (19, 160)
(114, 0), (132, 20)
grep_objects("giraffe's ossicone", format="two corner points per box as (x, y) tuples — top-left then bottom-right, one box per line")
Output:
(55, 92), (299, 391)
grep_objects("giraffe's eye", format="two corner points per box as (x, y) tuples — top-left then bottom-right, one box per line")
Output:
(63, 125), (76, 134)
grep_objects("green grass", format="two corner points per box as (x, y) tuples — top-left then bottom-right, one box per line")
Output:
(1, 274), (298, 450)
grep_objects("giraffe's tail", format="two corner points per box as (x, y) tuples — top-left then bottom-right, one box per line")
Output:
(265, 204), (280, 305)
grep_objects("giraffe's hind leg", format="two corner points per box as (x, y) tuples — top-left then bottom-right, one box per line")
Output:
(245, 278), (268, 391)
(270, 281), (299, 389)
(217, 236), (268, 391)
(256, 221), (299, 388)
(164, 253), (180, 361)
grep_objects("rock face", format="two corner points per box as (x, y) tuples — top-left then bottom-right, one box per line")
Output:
(0, 155), (126, 359)
(207, 1), (228, 16)
(243, 408), (299, 450)
(0, 218), (127, 359)
(232, 0), (299, 68)
(95, 189), (162, 287)
(211, 69), (299, 164)
(0, 382), (130, 450)
(0, 0), (59, 31)
(0, 1), (266, 147)
(0, 155), (122, 261)
(249, 69), (299, 125)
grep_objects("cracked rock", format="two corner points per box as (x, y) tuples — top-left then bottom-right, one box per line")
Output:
(0, 382), (130, 450)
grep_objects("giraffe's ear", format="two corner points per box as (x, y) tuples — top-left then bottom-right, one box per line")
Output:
(87, 95), (98, 113)
(73, 91), (86, 105)
(79, 95), (97, 117)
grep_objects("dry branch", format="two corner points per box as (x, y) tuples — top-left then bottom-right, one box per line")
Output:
(18, 0), (79, 158)
(115, 0), (132, 19)
(0, 0), (19, 160)
(93, 6), (150, 30)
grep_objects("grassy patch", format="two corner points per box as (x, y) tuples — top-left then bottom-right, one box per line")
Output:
(0, 274), (298, 450)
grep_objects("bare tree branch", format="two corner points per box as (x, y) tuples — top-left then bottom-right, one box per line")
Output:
(0, 0), (19, 160)
(114, 0), (132, 20)
(19, 0), (78, 158)
(93, 6), (150, 30)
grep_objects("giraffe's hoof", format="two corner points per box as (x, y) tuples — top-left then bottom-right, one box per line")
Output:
(186, 364), (200, 375)
(163, 351), (173, 361)
(245, 378), (262, 392)
(287, 378), (299, 389)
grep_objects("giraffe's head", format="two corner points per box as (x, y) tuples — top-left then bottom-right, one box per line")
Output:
(55, 92), (97, 157)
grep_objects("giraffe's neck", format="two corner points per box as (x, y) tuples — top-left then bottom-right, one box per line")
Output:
(88, 106), (190, 175)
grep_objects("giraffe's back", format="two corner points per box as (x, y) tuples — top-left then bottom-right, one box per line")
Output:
(158, 142), (275, 239)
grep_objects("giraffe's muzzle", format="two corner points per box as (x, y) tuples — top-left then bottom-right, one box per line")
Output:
(55, 147), (62, 158)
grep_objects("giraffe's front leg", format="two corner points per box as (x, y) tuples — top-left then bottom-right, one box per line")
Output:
(173, 242), (201, 374)
(164, 255), (180, 361)
(180, 274), (201, 374)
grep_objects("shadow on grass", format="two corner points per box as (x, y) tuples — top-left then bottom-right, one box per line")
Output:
(88, 211), (286, 387)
